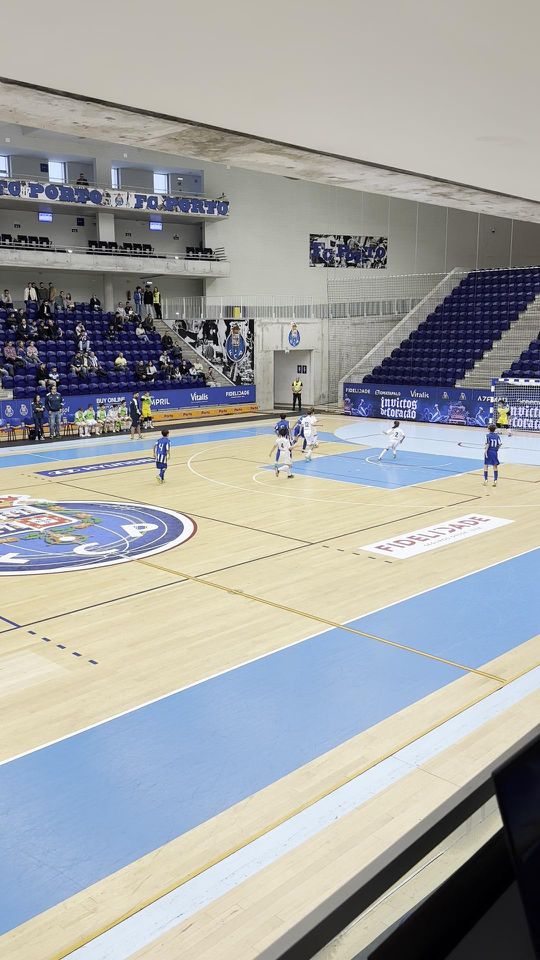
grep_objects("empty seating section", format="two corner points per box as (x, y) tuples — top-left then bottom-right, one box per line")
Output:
(363, 267), (540, 387)
(0, 301), (207, 399)
(503, 335), (540, 378)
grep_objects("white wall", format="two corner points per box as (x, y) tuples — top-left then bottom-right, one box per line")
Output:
(0, 124), (539, 304)
(0, 207), (97, 246)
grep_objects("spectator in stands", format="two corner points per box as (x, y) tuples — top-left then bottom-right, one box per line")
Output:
(134, 286), (143, 317)
(45, 316), (61, 341)
(116, 302), (127, 320)
(89, 293), (101, 311)
(143, 284), (154, 319)
(153, 286), (162, 319)
(45, 383), (63, 439)
(65, 292), (74, 311)
(114, 351), (128, 370)
(16, 341), (30, 367)
(55, 290), (66, 311)
(26, 341), (40, 365)
(145, 360), (157, 382)
(17, 315), (30, 340)
(32, 394), (45, 440)
(125, 301), (135, 319)
(2, 342), (17, 376)
(77, 173), (89, 186)
(38, 299), (52, 321)
(78, 328), (91, 353)
(35, 362), (49, 388)
(1, 289), (13, 307)
(206, 369), (217, 387)
(48, 282), (57, 305)
(170, 342), (182, 362)
(107, 315), (120, 339)
(171, 366), (183, 382)
(134, 359), (146, 382)
(24, 281), (38, 302)
(27, 314), (37, 339)
(37, 316), (49, 340)
(161, 332), (173, 351)
(70, 351), (87, 380)
(159, 350), (173, 377)
(87, 350), (107, 379)
(202, 338), (215, 362)
(37, 282), (47, 303)
(135, 321), (148, 342)
(181, 359), (191, 376)
(142, 313), (155, 334)
(47, 366), (60, 388)
(193, 359), (204, 376)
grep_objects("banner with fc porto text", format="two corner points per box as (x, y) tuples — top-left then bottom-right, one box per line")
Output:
(343, 382), (494, 427)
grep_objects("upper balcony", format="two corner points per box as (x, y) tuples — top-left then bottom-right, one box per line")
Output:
(0, 236), (229, 278)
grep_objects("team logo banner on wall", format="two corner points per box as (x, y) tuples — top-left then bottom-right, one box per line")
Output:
(179, 317), (254, 387)
(288, 323), (301, 347)
(0, 179), (229, 217)
(343, 382), (494, 427)
(310, 235), (388, 268)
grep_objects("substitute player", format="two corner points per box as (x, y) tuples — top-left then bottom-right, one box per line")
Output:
(484, 424), (501, 486)
(269, 425), (294, 478)
(154, 429), (171, 483)
(378, 421), (405, 460)
(303, 408), (319, 461)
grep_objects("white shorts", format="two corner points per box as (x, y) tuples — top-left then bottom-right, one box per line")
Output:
(305, 434), (318, 448)
(276, 451), (292, 466)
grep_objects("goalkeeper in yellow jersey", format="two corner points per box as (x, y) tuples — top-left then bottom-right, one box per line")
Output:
(496, 398), (511, 434)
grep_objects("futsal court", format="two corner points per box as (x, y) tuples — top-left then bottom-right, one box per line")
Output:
(0, 414), (539, 959)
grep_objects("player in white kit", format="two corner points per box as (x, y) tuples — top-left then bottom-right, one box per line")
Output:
(378, 420), (405, 460)
(269, 426), (294, 478)
(302, 408), (319, 461)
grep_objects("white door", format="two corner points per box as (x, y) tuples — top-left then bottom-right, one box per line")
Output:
(273, 350), (312, 407)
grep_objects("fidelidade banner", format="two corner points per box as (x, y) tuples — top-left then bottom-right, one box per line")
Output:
(343, 382), (493, 427)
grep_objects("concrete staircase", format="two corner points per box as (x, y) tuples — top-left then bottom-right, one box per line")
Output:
(456, 296), (540, 388)
(154, 318), (230, 386)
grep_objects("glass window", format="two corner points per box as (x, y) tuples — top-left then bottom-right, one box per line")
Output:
(111, 167), (120, 190)
(48, 161), (65, 184)
(0, 155), (9, 176)
(153, 172), (169, 194)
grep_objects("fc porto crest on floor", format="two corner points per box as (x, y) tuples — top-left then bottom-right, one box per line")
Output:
(0, 495), (196, 574)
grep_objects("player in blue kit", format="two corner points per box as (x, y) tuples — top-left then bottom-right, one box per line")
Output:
(483, 424), (501, 487)
(154, 429), (171, 483)
(292, 414), (307, 451)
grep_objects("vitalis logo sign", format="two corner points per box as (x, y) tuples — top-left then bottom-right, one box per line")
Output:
(359, 514), (512, 560)
(0, 495), (196, 574)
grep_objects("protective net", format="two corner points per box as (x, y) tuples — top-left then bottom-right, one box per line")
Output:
(491, 377), (540, 432)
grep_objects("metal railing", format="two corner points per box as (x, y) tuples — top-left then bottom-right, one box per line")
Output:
(0, 239), (227, 263)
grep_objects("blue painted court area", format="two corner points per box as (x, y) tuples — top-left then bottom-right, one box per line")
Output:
(0, 547), (538, 934)
(289, 448), (480, 489)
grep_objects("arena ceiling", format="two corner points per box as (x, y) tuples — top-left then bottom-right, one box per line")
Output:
(1, 0), (539, 220)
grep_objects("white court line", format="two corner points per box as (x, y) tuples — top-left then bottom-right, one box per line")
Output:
(2, 539), (539, 769)
(63, 665), (540, 960)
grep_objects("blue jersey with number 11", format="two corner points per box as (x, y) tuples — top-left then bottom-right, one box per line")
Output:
(485, 432), (501, 465)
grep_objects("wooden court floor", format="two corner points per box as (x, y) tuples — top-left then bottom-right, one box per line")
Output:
(0, 415), (539, 959)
